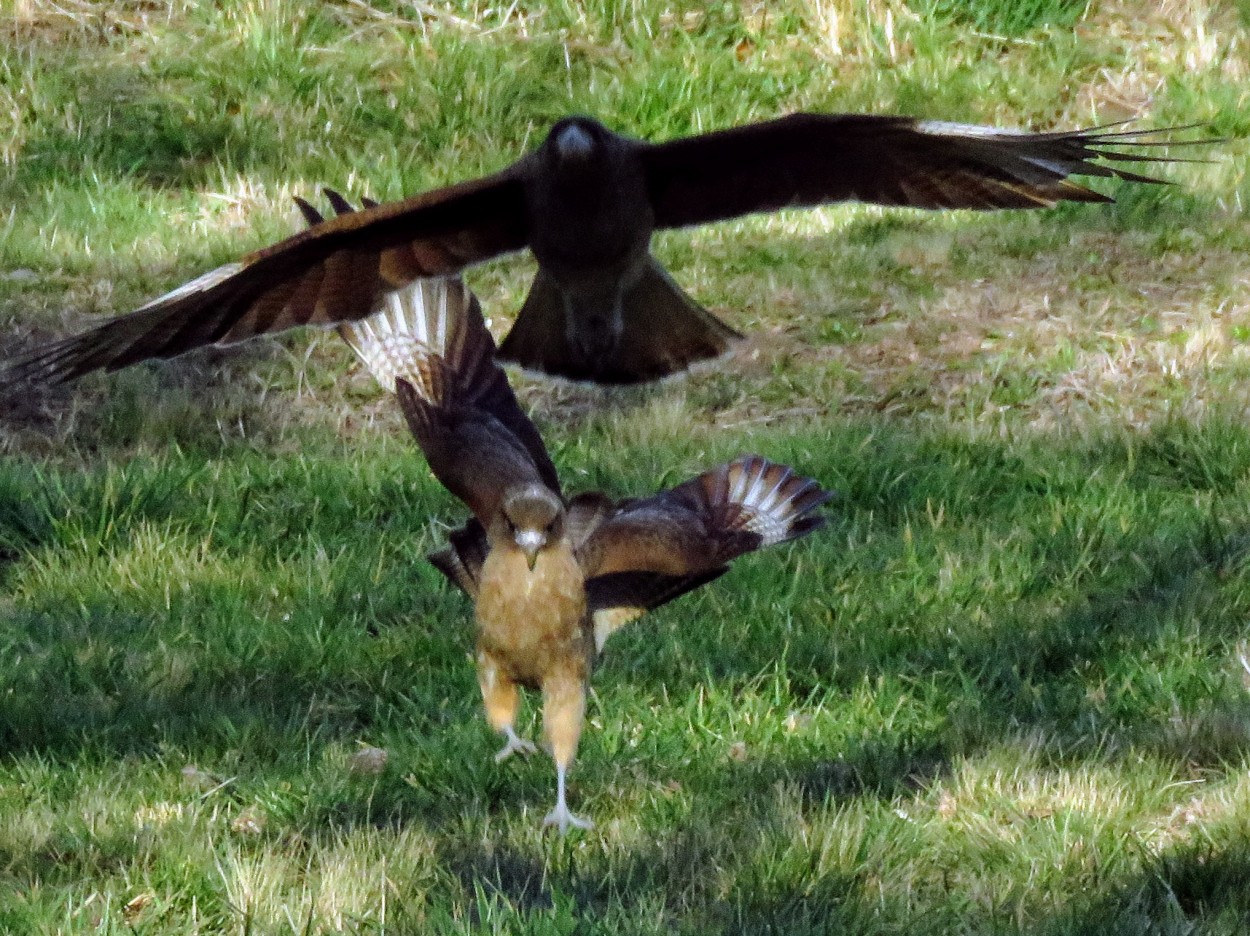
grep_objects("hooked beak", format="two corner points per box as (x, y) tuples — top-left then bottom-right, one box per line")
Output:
(515, 530), (546, 571)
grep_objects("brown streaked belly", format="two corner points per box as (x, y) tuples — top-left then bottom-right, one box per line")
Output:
(476, 546), (590, 687)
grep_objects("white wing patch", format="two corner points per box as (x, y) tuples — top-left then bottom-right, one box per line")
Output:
(137, 262), (245, 311)
(724, 457), (811, 546)
(917, 120), (1028, 138)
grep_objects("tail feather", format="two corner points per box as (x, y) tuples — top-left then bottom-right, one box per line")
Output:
(498, 256), (741, 385)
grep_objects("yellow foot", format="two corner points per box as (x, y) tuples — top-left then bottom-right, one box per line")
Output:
(494, 728), (538, 763)
(543, 801), (594, 834)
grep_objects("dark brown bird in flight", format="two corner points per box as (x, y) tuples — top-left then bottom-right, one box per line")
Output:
(333, 258), (830, 830)
(0, 114), (1202, 392)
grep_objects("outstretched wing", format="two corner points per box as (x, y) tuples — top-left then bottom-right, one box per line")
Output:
(577, 455), (831, 647)
(644, 115), (1206, 226)
(580, 455), (831, 577)
(0, 172), (527, 391)
(339, 266), (558, 526)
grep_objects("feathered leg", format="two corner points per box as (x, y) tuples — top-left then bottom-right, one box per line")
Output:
(477, 650), (538, 762)
(541, 670), (592, 832)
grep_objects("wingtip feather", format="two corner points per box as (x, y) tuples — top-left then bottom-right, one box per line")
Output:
(705, 455), (833, 546)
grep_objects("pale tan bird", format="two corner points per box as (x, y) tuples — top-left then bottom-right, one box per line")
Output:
(1, 114), (1206, 391)
(337, 269), (831, 830)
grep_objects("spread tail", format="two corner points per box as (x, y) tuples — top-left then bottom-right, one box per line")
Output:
(497, 256), (741, 385)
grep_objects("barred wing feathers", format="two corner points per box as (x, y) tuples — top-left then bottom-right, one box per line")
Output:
(0, 174), (526, 390)
(579, 455), (832, 647)
(338, 272), (559, 525)
(580, 455), (832, 578)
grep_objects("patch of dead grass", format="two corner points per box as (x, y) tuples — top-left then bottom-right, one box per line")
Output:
(692, 220), (1250, 434)
(801, 0), (919, 63)
(1072, 0), (1248, 120)
(3, 0), (195, 45)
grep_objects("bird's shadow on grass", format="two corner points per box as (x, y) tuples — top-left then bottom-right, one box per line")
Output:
(429, 805), (1250, 932)
(430, 769), (1250, 934)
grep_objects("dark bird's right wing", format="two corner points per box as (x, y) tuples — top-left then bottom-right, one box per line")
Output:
(1, 172), (528, 392)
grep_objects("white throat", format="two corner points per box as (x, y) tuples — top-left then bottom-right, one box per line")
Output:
(515, 529), (546, 552)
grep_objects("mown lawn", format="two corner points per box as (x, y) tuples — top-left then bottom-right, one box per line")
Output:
(2, 0), (1250, 932)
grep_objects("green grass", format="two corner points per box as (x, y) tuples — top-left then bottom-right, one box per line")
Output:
(3, 0), (1250, 932)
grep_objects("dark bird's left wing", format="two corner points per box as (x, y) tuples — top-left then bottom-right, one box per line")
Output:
(643, 114), (1203, 226)
(0, 172), (528, 392)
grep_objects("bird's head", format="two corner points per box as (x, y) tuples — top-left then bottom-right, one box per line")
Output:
(496, 484), (565, 571)
(542, 116), (613, 168)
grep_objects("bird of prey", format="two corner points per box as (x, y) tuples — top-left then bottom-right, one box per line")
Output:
(334, 265), (831, 830)
(0, 113), (1203, 391)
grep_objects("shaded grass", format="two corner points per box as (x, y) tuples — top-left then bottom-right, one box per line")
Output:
(6, 418), (1250, 930)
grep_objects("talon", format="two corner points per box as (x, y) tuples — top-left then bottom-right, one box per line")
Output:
(494, 728), (538, 763)
(543, 803), (594, 833)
